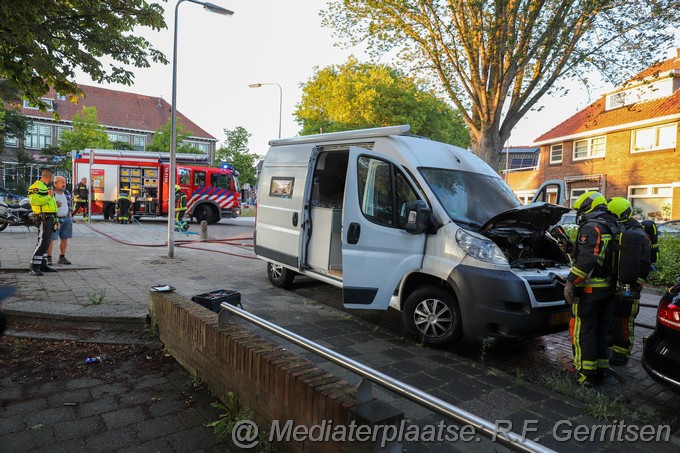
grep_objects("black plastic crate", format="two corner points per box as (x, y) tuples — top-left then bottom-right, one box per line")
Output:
(191, 289), (241, 313)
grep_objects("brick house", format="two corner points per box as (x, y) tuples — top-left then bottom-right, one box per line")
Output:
(2, 84), (217, 187)
(507, 50), (680, 220)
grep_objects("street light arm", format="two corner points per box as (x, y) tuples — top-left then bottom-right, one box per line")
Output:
(249, 82), (283, 138)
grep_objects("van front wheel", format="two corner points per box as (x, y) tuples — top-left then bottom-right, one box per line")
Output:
(402, 286), (462, 347)
(267, 263), (295, 289)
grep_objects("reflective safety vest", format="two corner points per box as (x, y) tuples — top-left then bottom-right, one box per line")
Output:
(28, 180), (57, 214)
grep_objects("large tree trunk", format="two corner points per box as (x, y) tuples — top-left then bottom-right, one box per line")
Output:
(470, 129), (505, 173)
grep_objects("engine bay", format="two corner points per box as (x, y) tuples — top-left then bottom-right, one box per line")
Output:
(483, 227), (571, 269)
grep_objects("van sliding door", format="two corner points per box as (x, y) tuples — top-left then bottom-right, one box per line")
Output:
(342, 146), (426, 310)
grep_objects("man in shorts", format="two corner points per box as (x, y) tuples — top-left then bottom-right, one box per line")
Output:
(47, 176), (74, 265)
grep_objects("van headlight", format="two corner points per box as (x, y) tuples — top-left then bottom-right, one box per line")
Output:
(455, 229), (508, 265)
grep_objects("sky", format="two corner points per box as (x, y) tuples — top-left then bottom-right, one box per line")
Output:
(75, 1), (677, 155)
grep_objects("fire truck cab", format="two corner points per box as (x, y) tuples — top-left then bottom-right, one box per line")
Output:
(72, 149), (240, 223)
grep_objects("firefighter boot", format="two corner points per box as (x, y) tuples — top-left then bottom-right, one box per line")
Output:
(29, 266), (43, 276)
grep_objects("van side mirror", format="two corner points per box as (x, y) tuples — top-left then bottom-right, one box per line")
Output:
(405, 200), (431, 235)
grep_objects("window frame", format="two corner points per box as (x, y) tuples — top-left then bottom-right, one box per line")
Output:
(24, 123), (53, 149)
(572, 136), (606, 161)
(630, 123), (677, 153)
(22, 99), (54, 111)
(549, 143), (563, 164)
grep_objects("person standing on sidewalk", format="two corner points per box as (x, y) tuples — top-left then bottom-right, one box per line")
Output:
(71, 177), (89, 221)
(28, 169), (58, 276)
(564, 191), (620, 386)
(47, 176), (74, 265)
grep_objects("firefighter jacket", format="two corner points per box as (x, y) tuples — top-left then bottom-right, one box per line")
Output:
(567, 209), (620, 288)
(176, 190), (187, 212)
(620, 218), (652, 286)
(28, 180), (57, 214)
(74, 182), (89, 202)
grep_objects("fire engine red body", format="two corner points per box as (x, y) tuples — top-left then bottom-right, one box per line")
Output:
(72, 149), (240, 223)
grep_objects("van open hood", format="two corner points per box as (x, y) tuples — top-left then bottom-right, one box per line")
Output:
(480, 202), (571, 233)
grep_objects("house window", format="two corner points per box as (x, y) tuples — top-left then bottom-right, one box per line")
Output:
(631, 123), (676, 153)
(57, 126), (71, 142)
(550, 144), (563, 164)
(573, 136), (605, 160)
(4, 135), (18, 147)
(56, 93), (66, 101)
(108, 132), (131, 144)
(134, 135), (145, 151)
(25, 124), (52, 149)
(628, 184), (673, 220)
(23, 99), (54, 111)
(570, 187), (598, 208)
(186, 142), (209, 153)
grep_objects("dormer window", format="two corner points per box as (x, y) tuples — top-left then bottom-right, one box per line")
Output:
(23, 99), (54, 111)
(605, 78), (673, 110)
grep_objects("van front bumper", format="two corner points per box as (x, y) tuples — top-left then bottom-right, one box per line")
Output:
(448, 264), (570, 338)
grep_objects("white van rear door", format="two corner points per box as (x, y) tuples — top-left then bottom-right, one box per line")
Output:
(342, 146), (427, 310)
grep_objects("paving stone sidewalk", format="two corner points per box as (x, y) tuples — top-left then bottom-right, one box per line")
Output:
(1, 219), (679, 452)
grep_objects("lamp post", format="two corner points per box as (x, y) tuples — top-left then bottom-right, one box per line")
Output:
(168, 0), (233, 258)
(249, 82), (282, 138)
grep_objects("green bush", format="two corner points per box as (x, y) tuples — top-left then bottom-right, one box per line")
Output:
(648, 235), (680, 288)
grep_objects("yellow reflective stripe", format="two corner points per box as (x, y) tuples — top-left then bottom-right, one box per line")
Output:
(573, 303), (582, 369)
(578, 281), (611, 288)
(597, 359), (609, 368)
(582, 360), (597, 371)
(572, 267), (588, 279)
(612, 345), (628, 355)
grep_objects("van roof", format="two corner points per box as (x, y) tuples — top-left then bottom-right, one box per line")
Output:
(269, 125), (411, 146)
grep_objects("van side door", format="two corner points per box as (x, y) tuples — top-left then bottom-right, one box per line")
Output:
(342, 146), (427, 309)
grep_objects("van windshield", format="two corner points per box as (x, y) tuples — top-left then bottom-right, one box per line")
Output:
(419, 168), (521, 227)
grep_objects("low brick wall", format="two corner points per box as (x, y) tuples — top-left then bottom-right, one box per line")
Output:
(149, 291), (358, 452)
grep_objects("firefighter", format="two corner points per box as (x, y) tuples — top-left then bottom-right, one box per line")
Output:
(564, 191), (620, 386)
(28, 169), (59, 276)
(116, 189), (131, 224)
(175, 185), (187, 222)
(71, 177), (89, 220)
(607, 197), (651, 366)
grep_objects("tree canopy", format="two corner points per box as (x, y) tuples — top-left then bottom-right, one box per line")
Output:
(323, 0), (680, 165)
(295, 57), (470, 148)
(59, 106), (113, 154)
(215, 127), (258, 186)
(0, 1), (167, 107)
(146, 118), (197, 154)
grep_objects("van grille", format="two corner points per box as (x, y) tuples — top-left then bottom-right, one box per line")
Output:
(530, 284), (564, 303)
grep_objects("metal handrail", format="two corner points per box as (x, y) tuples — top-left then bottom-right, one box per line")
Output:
(219, 302), (555, 453)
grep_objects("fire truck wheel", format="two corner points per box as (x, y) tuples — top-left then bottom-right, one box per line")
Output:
(105, 204), (116, 220)
(193, 205), (214, 224)
(267, 263), (295, 289)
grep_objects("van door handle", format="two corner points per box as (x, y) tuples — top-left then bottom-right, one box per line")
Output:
(347, 222), (361, 244)
(292, 212), (298, 227)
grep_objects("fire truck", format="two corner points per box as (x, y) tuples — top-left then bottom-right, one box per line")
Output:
(72, 149), (241, 223)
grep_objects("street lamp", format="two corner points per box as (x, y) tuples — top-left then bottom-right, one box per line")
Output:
(249, 82), (282, 138)
(168, 0), (233, 258)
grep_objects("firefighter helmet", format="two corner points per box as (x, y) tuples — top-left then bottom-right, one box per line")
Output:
(607, 197), (632, 221)
(573, 191), (606, 215)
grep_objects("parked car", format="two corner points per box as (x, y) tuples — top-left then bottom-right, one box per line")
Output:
(0, 187), (23, 204)
(657, 219), (680, 236)
(642, 277), (680, 392)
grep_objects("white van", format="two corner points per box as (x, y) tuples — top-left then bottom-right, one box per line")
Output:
(255, 125), (572, 347)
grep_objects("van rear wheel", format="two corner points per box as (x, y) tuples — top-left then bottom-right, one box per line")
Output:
(267, 263), (295, 289)
(402, 286), (462, 347)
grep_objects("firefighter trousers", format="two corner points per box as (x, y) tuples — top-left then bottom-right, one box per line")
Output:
(31, 217), (54, 269)
(570, 286), (614, 376)
(116, 199), (131, 223)
(611, 294), (640, 357)
(176, 209), (186, 222)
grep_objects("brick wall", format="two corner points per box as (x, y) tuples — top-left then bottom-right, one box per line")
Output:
(149, 291), (358, 453)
